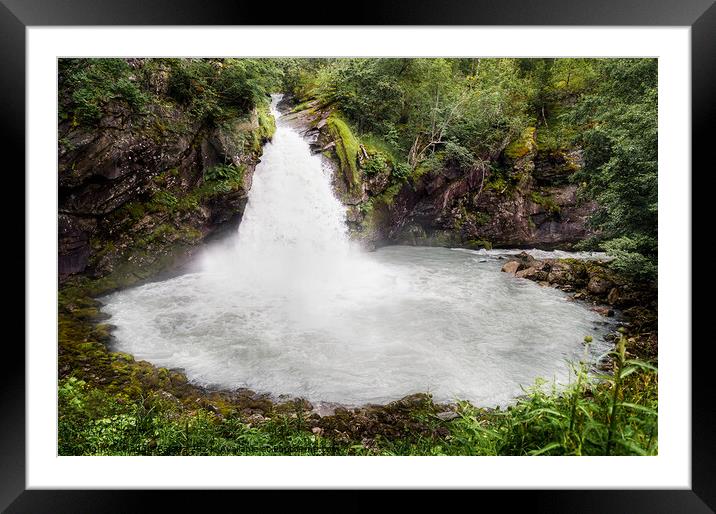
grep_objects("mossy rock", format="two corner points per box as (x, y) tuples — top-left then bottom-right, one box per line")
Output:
(465, 239), (493, 250)
(505, 126), (536, 160)
(325, 114), (361, 193)
(110, 352), (135, 363)
(530, 191), (561, 215)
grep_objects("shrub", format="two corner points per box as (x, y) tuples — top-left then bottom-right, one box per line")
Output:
(204, 163), (245, 184)
(59, 58), (150, 126)
(443, 140), (475, 169)
(151, 191), (178, 211)
(392, 162), (412, 182)
(363, 152), (390, 175)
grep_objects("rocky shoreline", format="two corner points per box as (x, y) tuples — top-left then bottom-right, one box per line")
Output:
(500, 251), (657, 361)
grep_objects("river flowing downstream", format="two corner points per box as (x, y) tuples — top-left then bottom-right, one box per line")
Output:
(101, 94), (613, 407)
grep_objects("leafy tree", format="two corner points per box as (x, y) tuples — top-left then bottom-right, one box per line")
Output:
(166, 58), (280, 124)
(569, 59), (658, 280)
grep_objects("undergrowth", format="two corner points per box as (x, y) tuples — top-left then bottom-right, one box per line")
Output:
(59, 333), (657, 456)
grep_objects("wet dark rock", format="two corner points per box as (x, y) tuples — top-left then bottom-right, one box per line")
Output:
(591, 305), (615, 317)
(274, 397), (314, 413)
(58, 214), (94, 276)
(514, 251), (537, 266)
(333, 406), (350, 416)
(587, 275), (614, 295)
(396, 393), (432, 409)
(58, 94), (269, 283)
(607, 287), (621, 305)
(515, 266), (536, 279)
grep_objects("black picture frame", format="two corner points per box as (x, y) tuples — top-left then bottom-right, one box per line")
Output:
(5, 0), (713, 511)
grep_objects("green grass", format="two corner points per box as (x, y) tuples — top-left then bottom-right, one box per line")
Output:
(367, 335), (657, 456)
(59, 377), (347, 456)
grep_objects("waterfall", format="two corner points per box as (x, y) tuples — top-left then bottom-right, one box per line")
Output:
(101, 94), (613, 406)
(235, 94), (350, 256)
(200, 93), (383, 308)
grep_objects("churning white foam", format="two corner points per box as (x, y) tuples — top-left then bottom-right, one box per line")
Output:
(101, 94), (614, 407)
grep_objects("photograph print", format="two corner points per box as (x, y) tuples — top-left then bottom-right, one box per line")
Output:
(57, 57), (658, 456)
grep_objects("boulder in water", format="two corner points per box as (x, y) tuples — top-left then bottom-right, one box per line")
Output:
(501, 261), (519, 274)
(516, 266), (537, 279)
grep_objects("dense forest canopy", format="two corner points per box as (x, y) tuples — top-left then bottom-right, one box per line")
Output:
(59, 57), (657, 279)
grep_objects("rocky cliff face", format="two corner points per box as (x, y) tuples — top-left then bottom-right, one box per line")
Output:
(381, 148), (596, 249)
(281, 97), (597, 251)
(59, 78), (274, 287)
(60, 85), (596, 292)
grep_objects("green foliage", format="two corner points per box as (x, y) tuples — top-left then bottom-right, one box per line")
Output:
(447, 59), (532, 157)
(149, 191), (178, 211)
(59, 331), (657, 456)
(166, 58), (280, 124)
(272, 58), (327, 100)
(373, 336), (657, 456)
(568, 59), (658, 280)
(290, 100), (317, 113)
(392, 162), (412, 182)
(443, 140), (476, 169)
(466, 239), (493, 250)
(288, 58), (541, 182)
(530, 191), (561, 215)
(473, 211), (491, 226)
(59, 58), (283, 128)
(204, 163), (245, 184)
(486, 170), (511, 194)
(362, 152), (390, 175)
(505, 127), (536, 160)
(316, 59), (405, 135)
(59, 377), (346, 456)
(59, 58), (150, 126)
(124, 202), (146, 221)
(59, 58), (658, 455)
(256, 102), (277, 141)
(602, 236), (658, 280)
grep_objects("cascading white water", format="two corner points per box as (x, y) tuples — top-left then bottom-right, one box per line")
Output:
(199, 95), (384, 305)
(101, 94), (614, 407)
